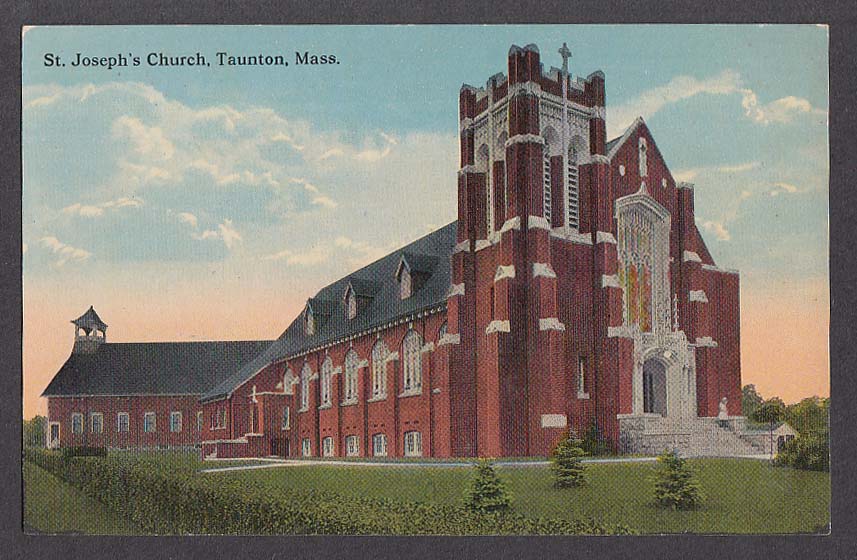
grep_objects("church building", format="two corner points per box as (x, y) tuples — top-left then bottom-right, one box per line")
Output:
(44, 43), (759, 459)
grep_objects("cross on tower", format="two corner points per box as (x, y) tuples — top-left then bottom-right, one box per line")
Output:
(559, 42), (572, 75)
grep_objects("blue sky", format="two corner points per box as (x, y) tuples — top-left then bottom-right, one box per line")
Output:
(21, 25), (829, 415)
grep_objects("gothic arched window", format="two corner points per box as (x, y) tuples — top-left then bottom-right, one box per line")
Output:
(344, 349), (359, 402)
(402, 330), (423, 392)
(566, 138), (583, 230)
(638, 137), (648, 178)
(320, 356), (333, 406)
(438, 321), (448, 342)
(304, 306), (314, 336)
(346, 288), (357, 320)
(300, 362), (312, 410)
(284, 367), (295, 395)
(371, 340), (389, 398)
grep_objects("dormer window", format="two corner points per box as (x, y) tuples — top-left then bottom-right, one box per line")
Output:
(304, 306), (314, 335)
(346, 288), (357, 319)
(400, 267), (412, 299)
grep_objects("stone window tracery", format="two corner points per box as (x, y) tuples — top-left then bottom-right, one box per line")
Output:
(371, 340), (389, 398)
(402, 330), (423, 393)
(320, 356), (333, 406)
(344, 349), (359, 402)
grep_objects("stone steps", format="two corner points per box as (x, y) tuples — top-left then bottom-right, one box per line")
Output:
(621, 416), (769, 457)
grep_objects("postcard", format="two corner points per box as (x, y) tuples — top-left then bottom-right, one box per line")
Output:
(21, 24), (829, 535)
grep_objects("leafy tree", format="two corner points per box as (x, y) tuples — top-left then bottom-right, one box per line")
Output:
(23, 415), (46, 448)
(753, 398), (786, 460)
(741, 384), (764, 419)
(551, 432), (588, 488)
(775, 432), (829, 472)
(653, 449), (702, 510)
(784, 396), (829, 437)
(464, 459), (512, 514)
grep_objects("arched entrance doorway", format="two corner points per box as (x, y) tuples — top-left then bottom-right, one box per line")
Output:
(642, 358), (667, 415)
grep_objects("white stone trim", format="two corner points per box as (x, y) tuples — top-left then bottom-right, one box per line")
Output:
(607, 116), (645, 160)
(551, 227), (592, 245)
(540, 414), (567, 428)
(357, 359), (369, 369)
(367, 394), (388, 403)
(201, 437), (249, 445)
(528, 215), (551, 230)
(385, 351), (399, 362)
(340, 398), (359, 407)
(607, 325), (633, 339)
(596, 231), (617, 244)
(453, 239), (470, 254)
(398, 388), (423, 399)
(591, 106), (606, 120)
(677, 182), (695, 190)
(507, 81), (541, 97)
(532, 262), (557, 279)
(506, 134), (545, 147)
(689, 290), (709, 303)
(694, 336), (718, 348)
(499, 216), (521, 234)
(494, 265), (516, 282)
(458, 164), (478, 175)
(459, 117), (473, 131)
(447, 283), (465, 298)
(682, 250), (702, 263)
(539, 318), (566, 331)
(601, 274), (621, 288)
(474, 238), (492, 251)
(437, 333), (460, 346)
(702, 263), (740, 275)
(331, 366), (342, 375)
(485, 320), (511, 334)
(577, 391), (590, 400)
(588, 154), (609, 165)
(431, 388), (442, 395)
(421, 342), (435, 353)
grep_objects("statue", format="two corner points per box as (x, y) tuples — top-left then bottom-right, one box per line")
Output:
(718, 397), (729, 419)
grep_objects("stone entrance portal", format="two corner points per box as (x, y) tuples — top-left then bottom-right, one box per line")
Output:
(642, 358), (667, 415)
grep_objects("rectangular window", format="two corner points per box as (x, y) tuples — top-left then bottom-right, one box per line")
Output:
(71, 413), (83, 434)
(90, 412), (103, 434)
(197, 411), (203, 432)
(170, 411), (182, 433)
(346, 435), (359, 457)
(281, 407), (290, 430)
(322, 436), (334, 457)
(117, 412), (129, 433)
(219, 409), (227, 429)
(301, 438), (312, 457)
(144, 412), (156, 433)
(404, 431), (422, 457)
(578, 356), (588, 396)
(372, 433), (387, 457)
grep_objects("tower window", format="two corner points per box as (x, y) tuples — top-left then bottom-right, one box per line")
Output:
(577, 356), (588, 397)
(567, 145), (580, 230)
(543, 149), (552, 223)
(639, 137), (648, 178)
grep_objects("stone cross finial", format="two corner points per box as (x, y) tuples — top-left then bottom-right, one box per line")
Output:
(559, 42), (572, 75)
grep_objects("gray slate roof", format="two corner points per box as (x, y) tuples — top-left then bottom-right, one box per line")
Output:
(605, 135), (623, 155)
(42, 340), (272, 397)
(201, 221), (457, 403)
(72, 306), (108, 330)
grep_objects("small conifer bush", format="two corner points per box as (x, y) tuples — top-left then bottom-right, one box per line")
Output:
(550, 432), (588, 488)
(652, 449), (702, 510)
(464, 459), (512, 513)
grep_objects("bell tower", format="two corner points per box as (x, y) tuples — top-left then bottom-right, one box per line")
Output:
(72, 306), (108, 354)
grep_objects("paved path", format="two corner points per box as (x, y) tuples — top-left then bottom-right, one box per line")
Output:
(199, 455), (661, 474)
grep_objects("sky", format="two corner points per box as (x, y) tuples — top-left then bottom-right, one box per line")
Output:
(21, 25), (829, 418)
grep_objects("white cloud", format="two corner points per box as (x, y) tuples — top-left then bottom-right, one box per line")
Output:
(769, 182), (800, 197)
(218, 219), (242, 249)
(177, 212), (198, 228)
(671, 161), (760, 184)
(608, 70), (826, 137)
(177, 211), (242, 249)
(262, 245), (331, 266)
(62, 196), (144, 218)
(311, 195), (337, 209)
(39, 236), (92, 266)
(702, 220), (731, 242)
(112, 115), (175, 161)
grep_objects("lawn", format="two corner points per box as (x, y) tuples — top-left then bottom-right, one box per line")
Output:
(214, 458), (830, 534)
(23, 460), (142, 535)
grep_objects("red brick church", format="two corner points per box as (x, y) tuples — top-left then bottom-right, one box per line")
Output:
(43, 43), (752, 459)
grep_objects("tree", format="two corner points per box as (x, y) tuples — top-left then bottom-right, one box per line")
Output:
(464, 459), (512, 514)
(653, 449), (702, 510)
(551, 432), (588, 488)
(581, 420), (611, 456)
(753, 397), (786, 461)
(741, 384), (764, 419)
(784, 396), (829, 437)
(23, 415), (47, 448)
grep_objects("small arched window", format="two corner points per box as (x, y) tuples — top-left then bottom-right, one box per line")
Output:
(371, 340), (389, 398)
(320, 356), (333, 406)
(402, 330), (423, 392)
(284, 367), (295, 394)
(344, 349), (360, 402)
(638, 137), (648, 178)
(300, 362), (312, 410)
(400, 268), (412, 300)
(438, 321), (448, 342)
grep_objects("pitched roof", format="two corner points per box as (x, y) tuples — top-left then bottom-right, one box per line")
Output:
(202, 221), (457, 403)
(42, 340), (272, 397)
(72, 306), (108, 329)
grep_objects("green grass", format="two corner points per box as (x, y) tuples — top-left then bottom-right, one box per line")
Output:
(23, 461), (142, 535)
(215, 458), (830, 534)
